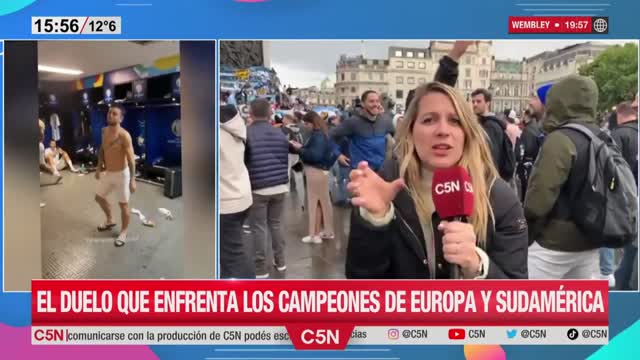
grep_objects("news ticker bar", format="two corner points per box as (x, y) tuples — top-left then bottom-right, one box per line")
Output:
(32, 326), (609, 346)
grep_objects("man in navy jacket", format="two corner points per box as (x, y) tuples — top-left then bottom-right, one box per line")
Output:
(245, 98), (290, 278)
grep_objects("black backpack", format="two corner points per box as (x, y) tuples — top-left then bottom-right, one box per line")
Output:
(486, 117), (516, 182)
(561, 123), (637, 248)
(618, 124), (638, 182)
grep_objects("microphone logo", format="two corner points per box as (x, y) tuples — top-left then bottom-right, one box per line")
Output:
(433, 180), (473, 195)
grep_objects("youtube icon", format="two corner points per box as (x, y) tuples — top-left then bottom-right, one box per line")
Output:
(448, 328), (466, 340)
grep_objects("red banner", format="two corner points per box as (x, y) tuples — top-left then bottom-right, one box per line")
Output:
(32, 280), (608, 327)
(509, 16), (593, 34)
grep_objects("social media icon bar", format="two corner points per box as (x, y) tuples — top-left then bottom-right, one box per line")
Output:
(507, 329), (517, 339)
(448, 328), (466, 340)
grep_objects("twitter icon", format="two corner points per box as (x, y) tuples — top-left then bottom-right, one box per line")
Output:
(507, 329), (517, 339)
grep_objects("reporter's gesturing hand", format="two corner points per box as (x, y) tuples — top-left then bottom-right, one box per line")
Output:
(347, 161), (404, 218)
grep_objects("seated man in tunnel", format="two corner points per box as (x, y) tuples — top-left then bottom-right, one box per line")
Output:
(95, 104), (137, 247)
(45, 139), (79, 175)
(39, 118), (62, 182)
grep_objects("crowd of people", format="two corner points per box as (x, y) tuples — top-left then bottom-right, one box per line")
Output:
(219, 41), (638, 290)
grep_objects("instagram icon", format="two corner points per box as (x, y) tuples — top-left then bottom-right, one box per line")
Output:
(387, 328), (400, 340)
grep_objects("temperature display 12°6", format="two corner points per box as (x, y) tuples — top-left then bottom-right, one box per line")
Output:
(32, 17), (121, 35)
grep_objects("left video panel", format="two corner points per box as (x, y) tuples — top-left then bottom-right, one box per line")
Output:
(4, 41), (217, 291)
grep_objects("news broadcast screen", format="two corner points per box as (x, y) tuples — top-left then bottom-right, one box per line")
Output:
(0, 0), (638, 359)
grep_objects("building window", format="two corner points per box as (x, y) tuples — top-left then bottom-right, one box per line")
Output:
(419, 62), (426, 69)
(515, 87), (519, 97)
(351, 87), (356, 93)
(482, 57), (486, 65)
(341, 73), (345, 81)
(465, 68), (471, 77)
(396, 90), (403, 99)
(465, 56), (471, 65)
(396, 76), (404, 84)
(418, 77), (426, 84)
(379, 73), (384, 81)
(395, 60), (404, 68)
(407, 51), (414, 58)
(368, 72), (373, 80)
(408, 77), (415, 85)
(481, 80), (486, 88)
(408, 61), (415, 69)
(395, 50), (402, 57)
(418, 52), (425, 58)
(351, 73), (356, 81)
(464, 80), (472, 89)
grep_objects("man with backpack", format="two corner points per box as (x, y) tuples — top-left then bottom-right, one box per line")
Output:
(430, 41), (519, 188)
(612, 101), (638, 183)
(515, 86), (551, 202)
(471, 88), (518, 184)
(516, 109), (545, 202)
(525, 75), (637, 280)
(612, 100), (638, 290)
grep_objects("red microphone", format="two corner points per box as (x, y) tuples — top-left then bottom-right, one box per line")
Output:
(432, 166), (474, 279)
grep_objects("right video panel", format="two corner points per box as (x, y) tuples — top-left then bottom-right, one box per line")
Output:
(218, 40), (639, 290)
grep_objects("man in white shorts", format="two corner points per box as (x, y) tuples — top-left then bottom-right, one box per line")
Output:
(95, 104), (137, 247)
(44, 140), (79, 176)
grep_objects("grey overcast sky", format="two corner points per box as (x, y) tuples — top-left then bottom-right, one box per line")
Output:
(269, 40), (634, 88)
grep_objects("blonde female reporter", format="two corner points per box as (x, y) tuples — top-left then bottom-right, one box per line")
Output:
(345, 82), (528, 280)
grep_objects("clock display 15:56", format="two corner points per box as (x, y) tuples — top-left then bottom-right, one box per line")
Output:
(34, 18), (79, 33)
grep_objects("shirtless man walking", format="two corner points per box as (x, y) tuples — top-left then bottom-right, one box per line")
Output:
(95, 104), (137, 246)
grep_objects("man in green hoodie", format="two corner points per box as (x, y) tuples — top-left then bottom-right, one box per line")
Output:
(524, 75), (603, 280)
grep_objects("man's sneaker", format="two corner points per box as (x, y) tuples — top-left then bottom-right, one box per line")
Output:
(273, 261), (287, 272)
(256, 273), (270, 279)
(602, 273), (616, 288)
(242, 224), (250, 229)
(302, 235), (322, 244)
(595, 273), (616, 288)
